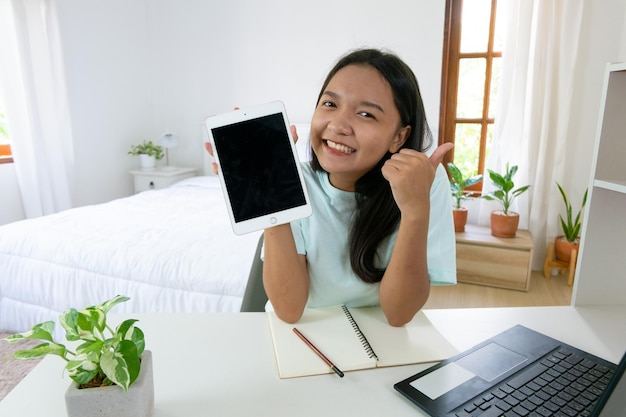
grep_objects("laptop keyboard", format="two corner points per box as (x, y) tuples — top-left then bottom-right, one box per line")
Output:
(455, 348), (615, 417)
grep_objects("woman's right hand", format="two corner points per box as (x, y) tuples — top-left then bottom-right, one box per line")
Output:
(204, 142), (219, 175)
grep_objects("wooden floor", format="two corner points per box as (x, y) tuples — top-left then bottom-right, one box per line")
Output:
(424, 270), (573, 309)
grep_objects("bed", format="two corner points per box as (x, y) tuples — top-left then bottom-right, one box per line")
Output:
(0, 174), (263, 335)
(0, 124), (311, 335)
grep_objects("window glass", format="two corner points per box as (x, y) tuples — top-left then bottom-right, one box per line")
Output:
(0, 104), (8, 144)
(0, 97), (9, 145)
(460, 0), (491, 52)
(0, 96), (13, 161)
(457, 58), (486, 119)
(441, 0), (503, 190)
(454, 123), (482, 176)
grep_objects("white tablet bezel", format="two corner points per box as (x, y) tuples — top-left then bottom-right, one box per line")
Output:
(205, 101), (312, 235)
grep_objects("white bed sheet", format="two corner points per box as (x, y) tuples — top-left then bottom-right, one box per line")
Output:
(0, 176), (262, 334)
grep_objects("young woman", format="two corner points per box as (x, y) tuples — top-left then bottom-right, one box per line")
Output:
(209, 48), (456, 326)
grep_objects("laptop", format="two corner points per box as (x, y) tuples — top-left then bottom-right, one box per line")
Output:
(394, 325), (626, 417)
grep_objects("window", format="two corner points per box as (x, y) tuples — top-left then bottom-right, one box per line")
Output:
(0, 101), (12, 164)
(0, 114), (12, 164)
(439, 0), (505, 191)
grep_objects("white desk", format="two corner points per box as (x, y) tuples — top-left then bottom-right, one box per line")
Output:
(1, 306), (625, 416)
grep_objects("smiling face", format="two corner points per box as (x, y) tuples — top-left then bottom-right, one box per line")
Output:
(310, 64), (411, 191)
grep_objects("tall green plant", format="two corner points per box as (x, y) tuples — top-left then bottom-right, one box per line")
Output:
(556, 182), (588, 242)
(446, 162), (483, 209)
(3, 295), (145, 392)
(482, 162), (530, 215)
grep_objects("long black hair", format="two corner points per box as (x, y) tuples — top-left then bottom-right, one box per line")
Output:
(311, 48), (433, 283)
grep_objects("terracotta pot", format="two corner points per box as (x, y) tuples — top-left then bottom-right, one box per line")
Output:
(555, 236), (579, 264)
(452, 208), (468, 232)
(490, 211), (519, 238)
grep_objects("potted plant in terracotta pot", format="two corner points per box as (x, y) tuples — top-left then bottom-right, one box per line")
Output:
(446, 162), (483, 232)
(128, 140), (164, 170)
(2, 295), (153, 417)
(482, 162), (530, 237)
(555, 182), (588, 263)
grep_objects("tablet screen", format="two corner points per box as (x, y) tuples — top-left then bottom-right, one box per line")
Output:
(212, 112), (306, 222)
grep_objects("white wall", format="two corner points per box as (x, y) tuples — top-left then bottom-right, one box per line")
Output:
(55, 0), (154, 207)
(565, 0), (626, 206)
(56, 0), (445, 207)
(0, 163), (24, 224)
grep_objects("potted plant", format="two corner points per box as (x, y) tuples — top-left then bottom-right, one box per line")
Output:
(128, 140), (164, 169)
(555, 182), (588, 263)
(482, 162), (530, 237)
(446, 162), (483, 232)
(3, 295), (154, 417)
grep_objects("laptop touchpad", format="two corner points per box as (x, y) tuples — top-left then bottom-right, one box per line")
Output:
(456, 343), (527, 382)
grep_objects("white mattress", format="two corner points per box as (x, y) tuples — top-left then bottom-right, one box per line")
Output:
(0, 176), (262, 334)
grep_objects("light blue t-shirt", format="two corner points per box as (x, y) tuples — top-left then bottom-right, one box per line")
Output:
(285, 162), (457, 309)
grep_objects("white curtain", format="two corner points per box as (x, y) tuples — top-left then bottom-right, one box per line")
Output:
(0, 0), (74, 218)
(478, 0), (585, 269)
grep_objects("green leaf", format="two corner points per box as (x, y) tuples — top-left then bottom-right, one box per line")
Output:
(465, 174), (483, 188)
(13, 342), (66, 360)
(555, 182), (588, 242)
(117, 319), (145, 356)
(512, 185), (531, 197)
(507, 164), (518, 180)
(100, 295), (130, 315)
(75, 339), (104, 356)
(67, 351), (101, 385)
(67, 362), (99, 385)
(117, 340), (141, 385)
(4, 321), (56, 344)
(60, 308), (81, 341)
(101, 351), (131, 392)
(81, 306), (106, 333)
(100, 340), (139, 392)
(446, 162), (463, 184)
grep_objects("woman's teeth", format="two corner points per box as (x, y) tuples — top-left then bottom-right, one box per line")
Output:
(326, 140), (355, 154)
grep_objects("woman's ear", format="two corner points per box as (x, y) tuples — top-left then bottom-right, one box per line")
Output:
(389, 125), (411, 153)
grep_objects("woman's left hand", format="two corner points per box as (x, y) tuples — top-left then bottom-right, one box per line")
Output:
(381, 142), (453, 214)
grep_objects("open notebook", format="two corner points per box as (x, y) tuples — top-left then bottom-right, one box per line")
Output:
(267, 305), (458, 379)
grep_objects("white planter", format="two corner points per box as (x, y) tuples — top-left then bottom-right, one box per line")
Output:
(65, 350), (154, 417)
(139, 155), (156, 170)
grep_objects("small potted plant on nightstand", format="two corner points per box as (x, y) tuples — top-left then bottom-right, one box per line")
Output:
(128, 140), (164, 170)
(2, 295), (154, 417)
(482, 162), (530, 237)
(446, 162), (483, 232)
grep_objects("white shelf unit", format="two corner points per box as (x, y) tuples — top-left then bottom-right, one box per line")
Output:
(572, 62), (626, 306)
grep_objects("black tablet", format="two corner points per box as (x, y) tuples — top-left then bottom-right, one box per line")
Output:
(205, 101), (312, 235)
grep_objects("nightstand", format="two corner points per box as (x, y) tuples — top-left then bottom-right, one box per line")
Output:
(129, 167), (197, 193)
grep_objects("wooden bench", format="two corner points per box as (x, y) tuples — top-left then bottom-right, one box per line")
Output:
(455, 224), (534, 291)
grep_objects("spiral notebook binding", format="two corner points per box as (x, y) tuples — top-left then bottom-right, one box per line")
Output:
(341, 305), (379, 361)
